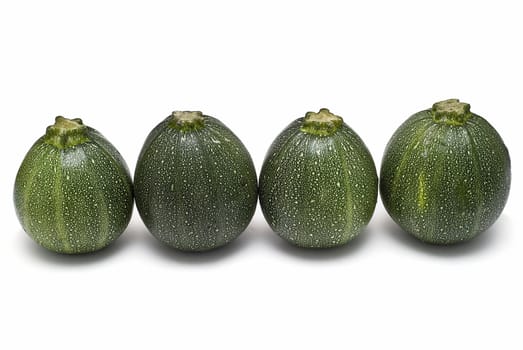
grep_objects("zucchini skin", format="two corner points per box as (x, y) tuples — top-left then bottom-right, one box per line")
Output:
(259, 118), (378, 248)
(380, 109), (511, 244)
(134, 114), (257, 251)
(14, 127), (133, 254)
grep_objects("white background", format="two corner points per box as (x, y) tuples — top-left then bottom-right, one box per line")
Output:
(0, 1), (521, 349)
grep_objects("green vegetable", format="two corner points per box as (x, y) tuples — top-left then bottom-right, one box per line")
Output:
(14, 117), (133, 254)
(380, 99), (511, 244)
(134, 111), (257, 251)
(259, 108), (378, 248)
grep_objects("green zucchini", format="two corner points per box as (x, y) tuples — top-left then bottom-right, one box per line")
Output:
(259, 108), (378, 248)
(380, 99), (511, 244)
(134, 111), (257, 251)
(14, 117), (133, 254)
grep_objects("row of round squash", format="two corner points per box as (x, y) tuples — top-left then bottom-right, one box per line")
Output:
(14, 99), (511, 254)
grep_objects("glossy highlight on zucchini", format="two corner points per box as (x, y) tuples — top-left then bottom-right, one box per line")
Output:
(380, 99), (511, 244)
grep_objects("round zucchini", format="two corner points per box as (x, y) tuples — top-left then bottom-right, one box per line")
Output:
(259, 108), (378, 248)
(380, 99), (511, 244)
(14, 116), (133, 254)
(134, 111), (257, 251)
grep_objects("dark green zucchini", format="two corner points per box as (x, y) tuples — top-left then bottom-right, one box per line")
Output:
(259, 108), (378, 248)
(380, 99), (511, 244)
(134, 111), (257, 251)
(14, 117), (133, 254)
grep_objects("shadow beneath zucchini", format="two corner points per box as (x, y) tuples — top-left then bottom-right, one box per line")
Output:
(18, 225), (139, 265)
(143, 227), (253, 264)
(260, 224), (372, 260)
(384, 214), (510, 256)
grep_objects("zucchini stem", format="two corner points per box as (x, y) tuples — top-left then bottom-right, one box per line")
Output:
(169, 111), (205, 131)
(301, 108), (343, 136)
(431, 99), (472, 126)
(44, 116), (89, 149)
